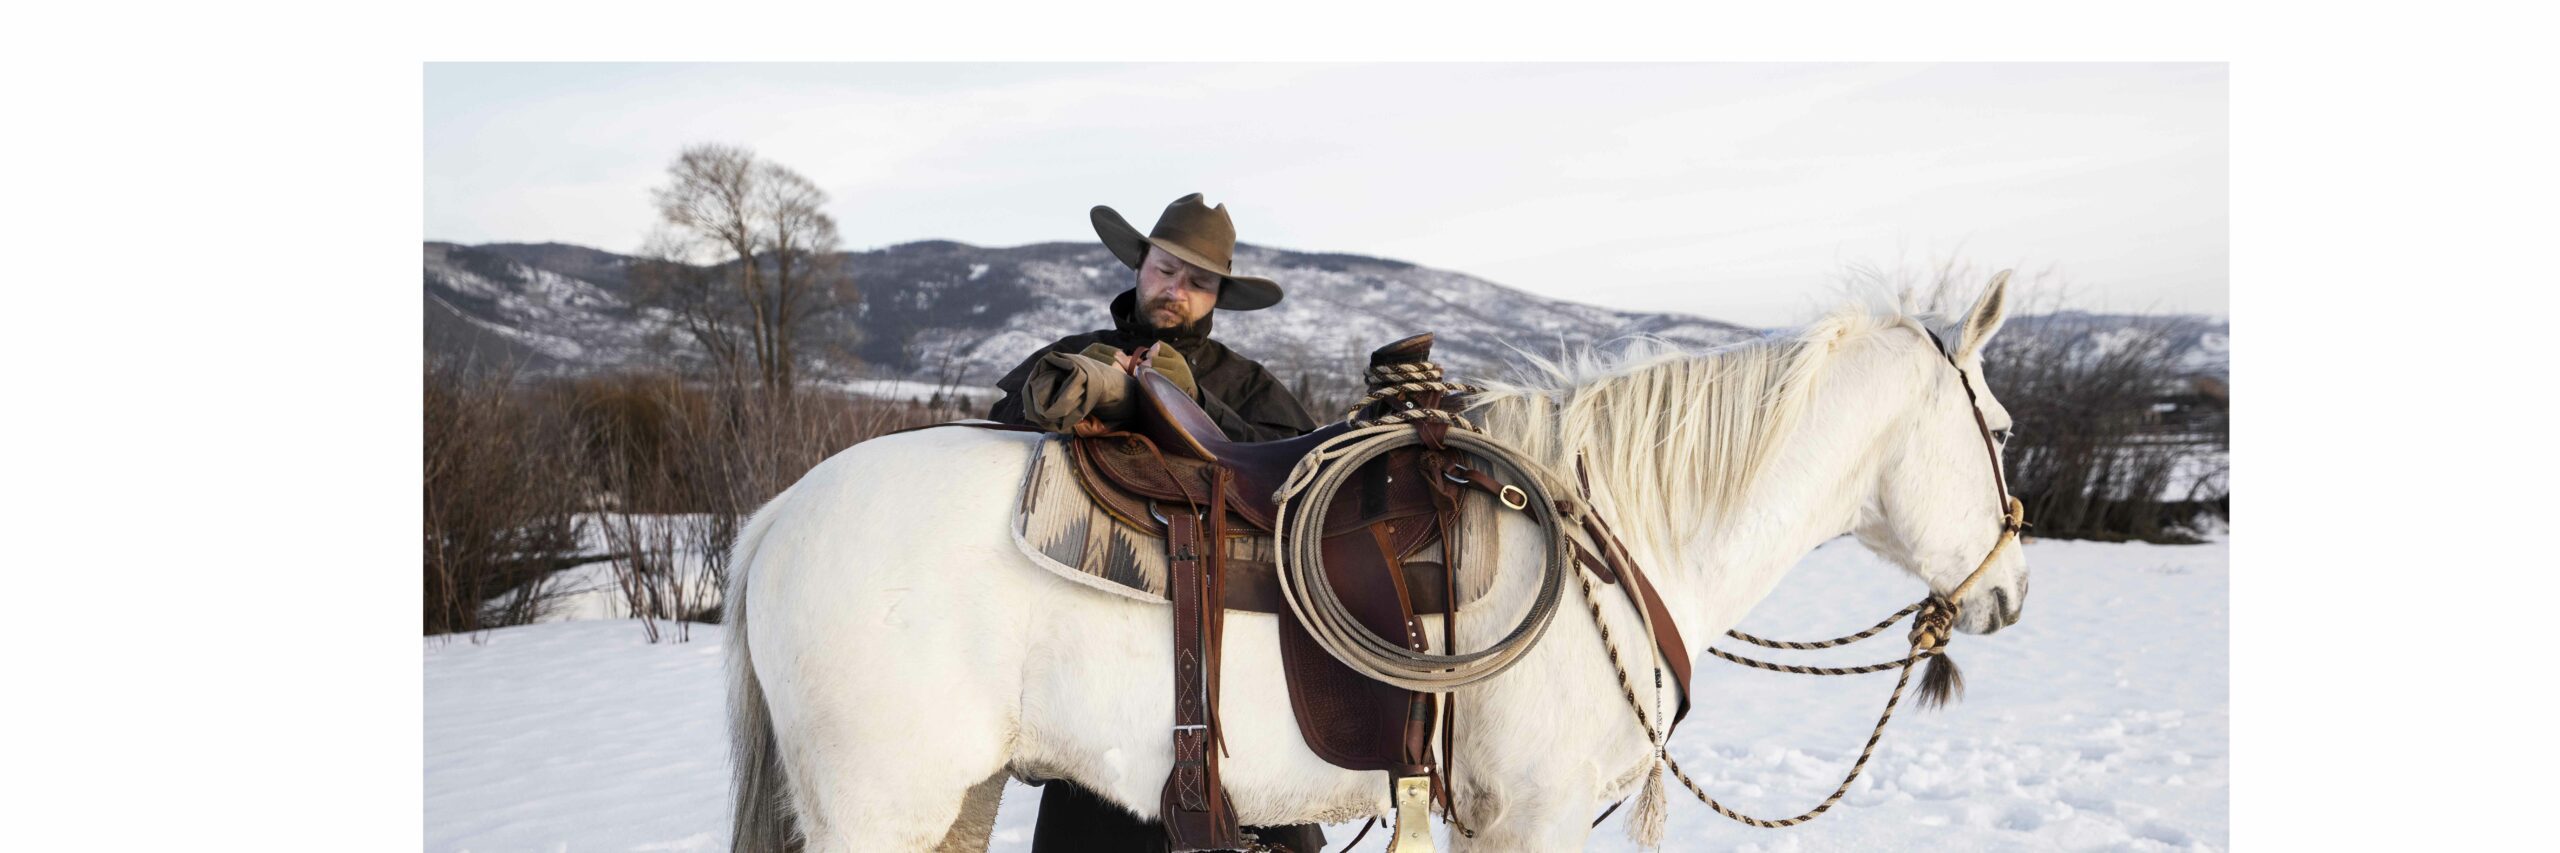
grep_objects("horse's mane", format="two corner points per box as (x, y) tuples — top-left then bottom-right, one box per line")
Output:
(1466, 301), (1932, 562)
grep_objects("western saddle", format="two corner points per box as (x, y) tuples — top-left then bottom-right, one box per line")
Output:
(1004, 332), (1693, 851)
(1063, 333), (1487, 851)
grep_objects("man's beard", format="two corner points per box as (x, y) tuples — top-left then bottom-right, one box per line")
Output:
(1141, 299), (1210, 340)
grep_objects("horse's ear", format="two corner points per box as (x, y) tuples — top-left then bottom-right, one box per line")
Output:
(1956, 270), (2013, 361)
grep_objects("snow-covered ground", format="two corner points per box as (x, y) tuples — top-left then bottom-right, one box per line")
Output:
(826, 377), (998, 409)
(480, 514), (724, 625)
(425, 535), (2228, 851)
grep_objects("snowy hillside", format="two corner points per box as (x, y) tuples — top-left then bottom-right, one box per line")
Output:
(425, 535), (2229, 852)
(424, 239), (1758, 386)
(2004, 310), (2231, 380)
(424, 241), (663, 371)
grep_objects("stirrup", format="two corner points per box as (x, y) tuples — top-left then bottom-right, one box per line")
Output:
(1387, 774), (1437, 853)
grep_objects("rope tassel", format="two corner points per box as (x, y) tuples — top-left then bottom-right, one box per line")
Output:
(1916, 651), (1964, 710)
(1628, 757), (1668, 849)
(1908, 599), (1964, 710)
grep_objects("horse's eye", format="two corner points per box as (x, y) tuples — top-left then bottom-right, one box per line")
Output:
(1993, 428), (2013, 444)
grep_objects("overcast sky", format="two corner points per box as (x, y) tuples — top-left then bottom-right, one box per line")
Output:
(426, 63), (2224, 327)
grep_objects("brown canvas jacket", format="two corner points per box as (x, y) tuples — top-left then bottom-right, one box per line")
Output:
(987, 289), (1316, 442)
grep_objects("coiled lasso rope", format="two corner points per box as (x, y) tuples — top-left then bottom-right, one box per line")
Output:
(1267, 423), (1573, 693)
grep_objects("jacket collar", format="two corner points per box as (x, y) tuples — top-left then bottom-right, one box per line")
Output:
(1108, 288), (1215, 356)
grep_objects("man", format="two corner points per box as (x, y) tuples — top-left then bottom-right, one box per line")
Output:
(989, 193), (1316, 443)
(989, 194), (1324, 853)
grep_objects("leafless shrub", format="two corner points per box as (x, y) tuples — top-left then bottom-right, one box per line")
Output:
(424, 360), (592, 635)
(551, 373), (971, 640)
(564, 375), (689, 642)
(672, 512), (739, 624)
(595, 511), (676, 642)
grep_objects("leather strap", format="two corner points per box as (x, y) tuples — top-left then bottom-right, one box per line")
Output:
(1567, 538), (1622, 585)
(1923, 328), (2017, 516)
(1160, 508), (1243, 850)
(1365, 523), (1437, 779)
(1617, 545), (1695, 725)
(1433, 452), (1700, 815)
(1165, 511), (1210, 805)
(1574, 455), (1693, 725)
(1430, 481), (1465, 821)
(1206, 469), (1235, 760)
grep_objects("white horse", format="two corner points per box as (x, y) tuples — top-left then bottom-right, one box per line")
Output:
(725, 282), (2028, 852)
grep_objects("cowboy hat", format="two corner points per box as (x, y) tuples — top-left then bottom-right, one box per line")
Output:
(1090, 193), (1283, 311)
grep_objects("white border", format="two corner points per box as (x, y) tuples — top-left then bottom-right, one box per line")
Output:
(13, 2), (2556, 848)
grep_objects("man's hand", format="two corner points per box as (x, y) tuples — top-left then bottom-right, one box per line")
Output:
(1115, 343), (1154, 374)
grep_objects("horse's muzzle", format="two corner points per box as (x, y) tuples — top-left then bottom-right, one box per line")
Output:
(1983, 582), (2025, 634)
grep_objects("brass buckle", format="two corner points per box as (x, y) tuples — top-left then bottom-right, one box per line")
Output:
(1498, 484), (1528, 511)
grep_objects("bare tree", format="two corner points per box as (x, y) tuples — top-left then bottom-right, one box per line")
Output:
(634, 143), (857, 393)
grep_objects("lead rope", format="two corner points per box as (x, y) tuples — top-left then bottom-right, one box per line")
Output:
(1579, 565), (1963, 832)
(1706, 604), (1935, 676)
(1583, 495), (2023, 842)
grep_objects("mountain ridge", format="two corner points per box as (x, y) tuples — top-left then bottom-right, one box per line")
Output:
(423, 239), (2226, 392)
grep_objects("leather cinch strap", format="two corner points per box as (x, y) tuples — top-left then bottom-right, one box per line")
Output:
(1161, 482), (1246, 850)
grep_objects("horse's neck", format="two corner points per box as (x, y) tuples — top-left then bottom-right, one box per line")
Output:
(1587, 343), (1917, 644)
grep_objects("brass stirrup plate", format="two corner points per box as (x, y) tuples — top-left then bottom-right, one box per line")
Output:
(1389, 775), (1436, 852)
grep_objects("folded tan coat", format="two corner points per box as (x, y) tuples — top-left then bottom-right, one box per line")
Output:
(1018, 344), (1198, 433)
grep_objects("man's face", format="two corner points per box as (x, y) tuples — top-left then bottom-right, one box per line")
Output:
(1135, 246), (1221, 333)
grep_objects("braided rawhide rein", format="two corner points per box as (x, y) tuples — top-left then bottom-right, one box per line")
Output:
(1587, 580), (1964, 830)
(1585, 495), (2024, 837)
(1707, 603), (1955, 679)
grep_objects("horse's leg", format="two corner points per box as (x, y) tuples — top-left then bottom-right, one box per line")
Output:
(772, 676), (1010, 852)
(759, 584), (1019, 853)
(757, 573), (1021, 853)
(931, 770), (1008, 853)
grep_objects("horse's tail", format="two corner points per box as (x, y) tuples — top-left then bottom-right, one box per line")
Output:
(728, 487), (800, 853)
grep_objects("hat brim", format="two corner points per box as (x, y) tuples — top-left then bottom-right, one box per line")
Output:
(1091, 204), (1283, 311)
